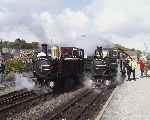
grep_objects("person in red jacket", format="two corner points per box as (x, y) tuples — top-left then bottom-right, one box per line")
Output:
(138, 59), (145, 77)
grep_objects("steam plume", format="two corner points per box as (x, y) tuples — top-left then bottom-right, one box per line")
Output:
(15, 73), (35, 91)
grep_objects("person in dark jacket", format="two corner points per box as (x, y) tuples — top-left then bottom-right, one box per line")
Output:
(0, 60), (5, 83)
(126, 59), (132, 81)
(120, 53), (126, 75)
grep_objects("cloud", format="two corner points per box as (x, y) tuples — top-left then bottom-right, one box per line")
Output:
(0, 0), (150, 52)
(0, 0), (65, 42)
(86, 0), (150, 51)
(91, 0), (150, 34)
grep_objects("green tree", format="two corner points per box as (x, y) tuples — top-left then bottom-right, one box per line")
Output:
(137, 50), (142, 58)
(14, 38), (26, 49)
(113, 44), (129, 50)
(5, 58), (26, 74)
(146, 55), (150, 61)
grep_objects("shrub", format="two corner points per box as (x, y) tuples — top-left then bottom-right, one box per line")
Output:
(5, 71), (16, 81)
(145, 60), (150, 69)
(5, 58), (26, 74)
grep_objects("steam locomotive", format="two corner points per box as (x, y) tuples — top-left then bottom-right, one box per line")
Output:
(91, 47), (119, 86)
(32, 44), (84, 91)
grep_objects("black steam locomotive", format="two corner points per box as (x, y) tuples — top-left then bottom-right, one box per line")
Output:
(91, 47), (119, 86)
(32, 44), (84, 91)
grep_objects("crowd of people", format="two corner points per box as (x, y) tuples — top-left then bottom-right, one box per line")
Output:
(120, 53), (145, 81)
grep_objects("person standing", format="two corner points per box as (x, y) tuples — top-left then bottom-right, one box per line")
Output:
(138, 59), (145, 78)
(129, 58), (137, 81)
(120, 53), (126, 74)
(0, 60), (5, 83)
(126, 59), (132, 81)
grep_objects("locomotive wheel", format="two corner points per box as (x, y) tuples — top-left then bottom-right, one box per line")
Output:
(47, 81), (55, 88)
(50, 81), (55, 88)
(105, 80), (111, 86)
(36, 78), (43, 87)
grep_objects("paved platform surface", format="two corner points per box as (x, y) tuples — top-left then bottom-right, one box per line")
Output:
(101, 77), (150, 120)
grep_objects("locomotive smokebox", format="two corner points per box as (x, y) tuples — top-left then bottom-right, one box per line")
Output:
(41, 44), (48, 56)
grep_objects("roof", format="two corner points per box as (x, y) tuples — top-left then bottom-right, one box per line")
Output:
(125, 50), (137, 57)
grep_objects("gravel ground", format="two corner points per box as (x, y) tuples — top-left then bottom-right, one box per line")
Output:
(101, 77), (150, 120)
(6, 87), (88, 120)
(0, 72), (33, 97)
(0, 85), (16, 96)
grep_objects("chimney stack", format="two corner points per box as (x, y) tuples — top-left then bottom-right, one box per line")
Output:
(41, 44), (48, 56)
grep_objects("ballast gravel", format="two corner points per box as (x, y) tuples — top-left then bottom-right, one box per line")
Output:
(7, 87), (88, 120)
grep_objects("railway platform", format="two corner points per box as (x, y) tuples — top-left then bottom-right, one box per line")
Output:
(96, 76), (150, 120)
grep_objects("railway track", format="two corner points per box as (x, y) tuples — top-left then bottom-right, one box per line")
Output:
(41, 88), (92, 120)
(0, 89), (28, 101)
(0, 88), (54, 119)
(95, 88), (116, 120)
(76, 88), (113, 120)
(0, 89), (38, 113)
(0, 83), (115, 120)
(41, 86), (114, 120)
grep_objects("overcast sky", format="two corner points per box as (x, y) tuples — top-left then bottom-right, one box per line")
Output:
(0, 0), (150, 52)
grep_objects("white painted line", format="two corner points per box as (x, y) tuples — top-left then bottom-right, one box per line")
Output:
(95, 87), (117, 120)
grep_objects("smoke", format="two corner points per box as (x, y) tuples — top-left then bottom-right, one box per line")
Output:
(15, 73), (35, 91)
(0, 1), (115, 56)
(0, 1), (114, 55)
(35, 11), (113, 55)
(82, 73), (93, 89)
(14, 74), (53, 94)
(82, 73), (103, 94)
(1, 0), (150, 51)
(75, 34), (113, 55)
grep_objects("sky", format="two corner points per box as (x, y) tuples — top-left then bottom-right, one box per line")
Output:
(0, 0), (150, 53)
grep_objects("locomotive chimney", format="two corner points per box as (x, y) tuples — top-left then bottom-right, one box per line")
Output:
(41, 44), (48, 56)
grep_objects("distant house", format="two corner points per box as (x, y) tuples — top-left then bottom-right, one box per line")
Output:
(2, 48), (9, 53)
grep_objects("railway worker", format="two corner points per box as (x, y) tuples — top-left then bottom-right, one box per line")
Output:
(128, 58), (137, 81)
(0, 59), (5, 83)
